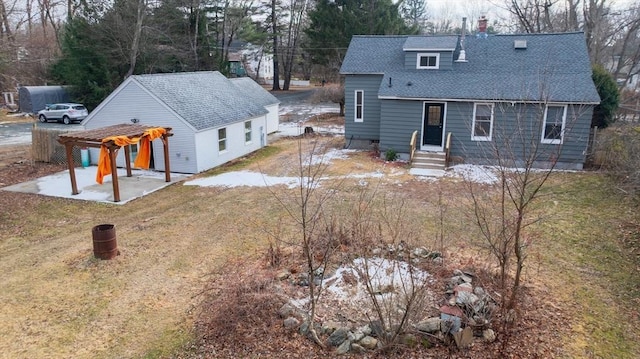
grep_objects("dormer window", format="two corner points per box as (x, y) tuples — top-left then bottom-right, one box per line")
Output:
(417, 53), (440, 69)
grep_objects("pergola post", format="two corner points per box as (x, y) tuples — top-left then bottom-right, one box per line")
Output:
(162, 134), (171, 182)
(64, 143), (79, 195)
(109, 146), (120, 202)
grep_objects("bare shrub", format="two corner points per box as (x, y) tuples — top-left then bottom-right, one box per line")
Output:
(592, 123), (640, 197)
(349, 189), (437, 350)
(309, 83), (345, 116)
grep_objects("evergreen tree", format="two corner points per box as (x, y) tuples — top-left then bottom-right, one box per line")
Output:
(49, 18), (114, 110)
(591, 64), (620, 128)
(305, 0), (418, 68)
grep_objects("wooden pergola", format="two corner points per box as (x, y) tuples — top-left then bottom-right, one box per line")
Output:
(57, 124), (173, 202)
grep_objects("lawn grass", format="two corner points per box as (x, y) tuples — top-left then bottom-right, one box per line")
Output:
(0, 138), (638, 358)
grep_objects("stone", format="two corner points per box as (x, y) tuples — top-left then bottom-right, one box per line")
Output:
(483, 328), (496, 343)
(283, 317), (300, 330)
(351, 330), (365, 342)
(413, 247), (429, 258)
(440, 313), (462, 334)
(455, 282), (473, 292)
(359, 336), (378, 350)
(453, 327), (473, 349)
(350, 343), (367, 353)
(328, 327), (349, 347)
(336, 340), (351, 354)
(278, 303), (296, 318)
(357, 324), (372, 336)
(453, 269), (464, 276)
(322, 321), (340, 335)
(432, 257), (444, 265)
(440, 305), (464, 317)
(415, 317), (442, 333)
(450, 276), (463, 285)
(299, 321), (310, 335)
(473, 286), (486, 297)
(276, 270), (290, 280)
(456, 291), (479, 305)
(460, 274), (473, 283)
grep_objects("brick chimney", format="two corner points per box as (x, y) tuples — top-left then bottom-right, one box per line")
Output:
(478, 16), (488, 38)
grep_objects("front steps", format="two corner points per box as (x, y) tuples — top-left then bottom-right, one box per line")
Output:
(411, 151), (446, 170)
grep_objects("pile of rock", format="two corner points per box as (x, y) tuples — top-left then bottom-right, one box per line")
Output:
(276, 260), (497, 354)
(414, 269), (497, 348)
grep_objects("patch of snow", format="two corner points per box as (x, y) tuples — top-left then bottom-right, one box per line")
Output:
(0, 134), (31, 146)
(445, 164), (499, 185)
(184, 170), (305, 189)
(322, 257), (433, 305)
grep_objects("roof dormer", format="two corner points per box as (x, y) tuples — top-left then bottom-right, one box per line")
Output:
(403, 36), (458, 70)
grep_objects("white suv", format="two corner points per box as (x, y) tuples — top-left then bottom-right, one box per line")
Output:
(38, 103), (89, 125)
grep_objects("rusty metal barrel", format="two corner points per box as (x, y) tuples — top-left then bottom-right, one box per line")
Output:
(92, 224), (118, 260)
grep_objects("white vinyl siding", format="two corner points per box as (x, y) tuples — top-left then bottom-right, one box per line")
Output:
(355, 90), (364, 122)
(472, 103), (494, 141)
(416, 53), (440, 69)
(541, 105), (566, 144)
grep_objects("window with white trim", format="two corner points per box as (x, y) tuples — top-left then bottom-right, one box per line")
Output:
(355, 90), (364, 122)
(472, 103), (494, 141)
(244, 120), (252, 143)
(218, 128), (227, 152)
(541, 105), (566, 144)
(417, 53), (440, 69)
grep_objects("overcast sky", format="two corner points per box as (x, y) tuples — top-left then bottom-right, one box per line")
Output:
(426, 0), (636, 29)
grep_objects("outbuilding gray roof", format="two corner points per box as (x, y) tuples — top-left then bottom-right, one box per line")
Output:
(230, 77), (280, 108)
(132, 71), (268, 131)
(341, 32), (600, 104)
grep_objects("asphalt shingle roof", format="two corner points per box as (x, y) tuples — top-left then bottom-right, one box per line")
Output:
(340, 33), (600, 103)
(229, 78), (280, 108)
(402, 36), (458, 51)
(132, 71), (268, 131)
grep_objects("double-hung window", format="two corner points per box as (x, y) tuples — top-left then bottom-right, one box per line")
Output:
(472, 103), (494, 141)
(541, 105), (566, 144)
(244, 121), (252, 143)
(355, 90), (364, 122)
(417, 53), (440, 69)
(218, 128), (227, 152)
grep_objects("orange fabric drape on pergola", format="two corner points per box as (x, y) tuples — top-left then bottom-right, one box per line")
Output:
(96, 127), (167, 184)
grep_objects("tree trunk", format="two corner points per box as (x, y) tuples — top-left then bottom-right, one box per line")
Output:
(271, 0), (281, 91)
(125, 0), (145, 78)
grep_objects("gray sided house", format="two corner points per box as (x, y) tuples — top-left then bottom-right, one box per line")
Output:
(82, 71), (279, 174)
(340, 32), (601, 170)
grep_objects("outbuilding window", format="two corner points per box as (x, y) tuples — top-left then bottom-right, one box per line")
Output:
(218, 128), (227, 152)
(244, 121), (252, 143)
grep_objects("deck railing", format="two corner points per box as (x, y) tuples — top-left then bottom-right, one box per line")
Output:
(409, 130), (418, 165)
(444, 132), (452, 168)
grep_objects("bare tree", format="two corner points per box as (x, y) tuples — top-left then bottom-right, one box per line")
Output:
(463, 98), (591, 316)
(279, 0), (308, 90)
(268, 138), (344, 347)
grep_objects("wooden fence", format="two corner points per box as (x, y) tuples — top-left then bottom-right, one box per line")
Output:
(32, 126), (81, 165)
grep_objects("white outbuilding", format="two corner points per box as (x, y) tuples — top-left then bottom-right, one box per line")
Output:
(82, 71), (280, 174)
